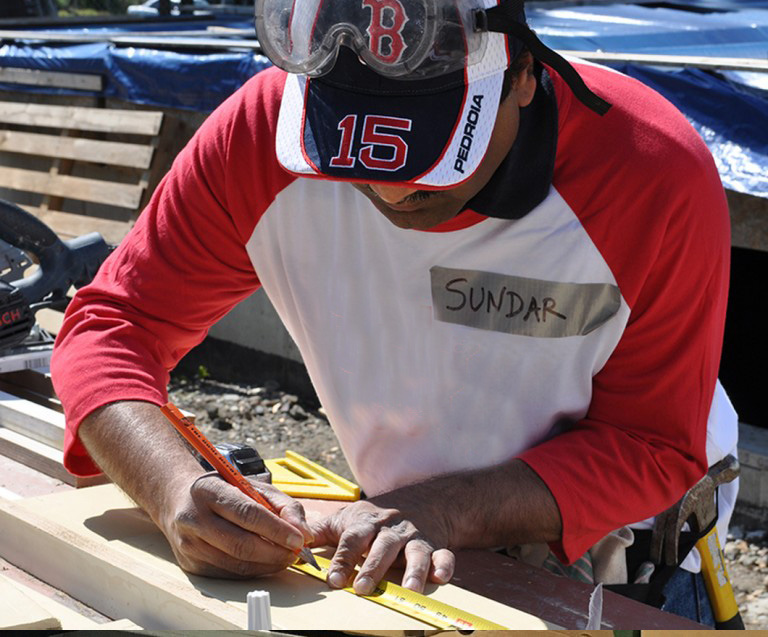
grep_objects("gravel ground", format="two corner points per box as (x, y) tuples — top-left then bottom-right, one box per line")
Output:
(168, 374), (767, 629)
(726, 528), (768, 629)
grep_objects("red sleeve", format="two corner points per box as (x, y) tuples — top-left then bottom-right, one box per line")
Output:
(519, 64), (730, 562)
(51, 68), (295, 477)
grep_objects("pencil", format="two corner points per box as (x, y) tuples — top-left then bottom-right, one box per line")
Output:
(160, 401), (320, 570)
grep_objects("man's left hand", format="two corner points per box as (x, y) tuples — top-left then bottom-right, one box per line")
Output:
(310, 496), (455, 595)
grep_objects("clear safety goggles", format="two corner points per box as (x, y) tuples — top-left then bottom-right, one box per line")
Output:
(254, 0), (500, 81)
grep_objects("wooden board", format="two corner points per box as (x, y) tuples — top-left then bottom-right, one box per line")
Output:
(0, 484), (555, 631)
(0, 129), (154, 168)
(0, 369), (55, 396)
(0, 573), (62, 629)
(559, 50), (768, 73)
(6, 578), (142, 629)
(0, 426), (107, 488)
(0, 165), (143, 209)
(0, 369), (61, 412)
(0, 101), (163, 136)
(0, 66), (102, 91)
(0, 389), (65, 447)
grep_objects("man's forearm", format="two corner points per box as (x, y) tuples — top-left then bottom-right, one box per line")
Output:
(371, 458), (562, 549)
(78, 400), (313, 578)
(78, 400), (204, 527)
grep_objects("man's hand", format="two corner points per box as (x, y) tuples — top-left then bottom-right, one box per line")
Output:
(310, 494), (455, 595)
(161, 473), (313, 578)
(78, 400), (313, 579)
(310, 461), (563, 595)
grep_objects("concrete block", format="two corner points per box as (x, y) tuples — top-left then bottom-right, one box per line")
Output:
(738, 422), (768, 510)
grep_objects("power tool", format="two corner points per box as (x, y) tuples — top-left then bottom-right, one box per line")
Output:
(0, 198), (114, 369)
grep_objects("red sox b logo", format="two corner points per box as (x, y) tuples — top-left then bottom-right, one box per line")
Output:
(363, 0), (408, 64)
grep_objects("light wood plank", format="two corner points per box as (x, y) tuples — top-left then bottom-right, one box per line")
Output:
(0, 129), (154, 168)
(0, 574), (62, 630)
(0, 490), (251, 630)
(0, 389), (65, 448)
(0, 427), (107, 488)
(0, 165), (143, 208)
(0, 66), (102, 91)
(0, 485), (554, 630)
(35, 308), (65, 337)
(5, 579), (141, 629)
(0, 101), (163, 136)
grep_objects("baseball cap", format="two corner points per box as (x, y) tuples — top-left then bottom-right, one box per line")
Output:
(269, 0), (610, 188)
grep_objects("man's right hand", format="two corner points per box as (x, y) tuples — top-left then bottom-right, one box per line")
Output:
(78, 400), (313, 579)
(162, 473), (313, 578)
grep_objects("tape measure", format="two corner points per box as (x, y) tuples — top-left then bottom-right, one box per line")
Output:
(293, 554), (508, 630)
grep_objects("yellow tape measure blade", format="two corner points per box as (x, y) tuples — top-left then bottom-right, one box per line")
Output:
(293, 554), (508, 630)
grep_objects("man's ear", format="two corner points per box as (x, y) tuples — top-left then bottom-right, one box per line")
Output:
(515, 52), (536, 108)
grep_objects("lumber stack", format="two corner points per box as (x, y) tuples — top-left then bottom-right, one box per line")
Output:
(0, 369), (106, 487)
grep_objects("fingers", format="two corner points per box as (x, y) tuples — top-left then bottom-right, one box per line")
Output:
(163, 474), (315, 578)
(184, 510), (299, 567)
(171, 531), (295, 578)
(400, 539), (435, 592)
(266, 487), (315, 544)
(429, 548), (455, 585)
(194, 476), (306, 552)
(315, 502), (452, 596)
(352, 523), (424, 594)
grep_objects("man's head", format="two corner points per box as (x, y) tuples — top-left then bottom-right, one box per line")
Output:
(256, 0), (609, 228)
(352, 50), (535, 230)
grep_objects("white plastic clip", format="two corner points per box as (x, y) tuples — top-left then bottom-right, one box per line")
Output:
(247, 589), (272, 630)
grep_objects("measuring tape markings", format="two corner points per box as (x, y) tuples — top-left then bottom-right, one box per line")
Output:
(292, 554), (508, 630)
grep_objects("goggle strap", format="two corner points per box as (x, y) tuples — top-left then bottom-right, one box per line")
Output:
(485, 4), (612, 116)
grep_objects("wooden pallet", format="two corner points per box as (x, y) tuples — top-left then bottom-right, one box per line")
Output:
(0, 96), (164, 244)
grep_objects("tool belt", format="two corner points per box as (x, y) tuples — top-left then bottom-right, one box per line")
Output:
(606, 521), (714, 608)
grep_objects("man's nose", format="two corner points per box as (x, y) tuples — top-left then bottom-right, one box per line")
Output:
(369, 184), (419, 204)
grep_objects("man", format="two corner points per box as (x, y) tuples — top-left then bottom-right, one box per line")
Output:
(51, 0), (737, 624)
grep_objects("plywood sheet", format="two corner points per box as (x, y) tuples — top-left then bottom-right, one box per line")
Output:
(0, 484), (554, 631)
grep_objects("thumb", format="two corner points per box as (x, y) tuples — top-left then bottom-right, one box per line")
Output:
(252, 481), (314, 544)
(308, 513), (339, 548)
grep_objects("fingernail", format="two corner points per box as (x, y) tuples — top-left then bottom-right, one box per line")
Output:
(355, 575), (376, 595)
(404, 576), (421, 590)
(328, 570), (347, 588)
(434, 569), (450, 582)
(287, 534), (303, 551)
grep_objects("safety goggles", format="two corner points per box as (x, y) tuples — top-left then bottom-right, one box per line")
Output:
(270, 0), (611, 190)
(255, 0), (506, 81)
(256, 0), (611, 115)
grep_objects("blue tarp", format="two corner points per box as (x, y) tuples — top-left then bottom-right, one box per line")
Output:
(531, 4), (768, 197)
(0, 39), (271, 113)
(1, 4), (767, 197)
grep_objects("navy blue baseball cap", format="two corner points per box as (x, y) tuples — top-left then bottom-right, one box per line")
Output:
(271, 0), (610, 188)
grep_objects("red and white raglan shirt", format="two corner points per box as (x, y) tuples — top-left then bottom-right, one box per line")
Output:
(51, 60), (737, 570)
